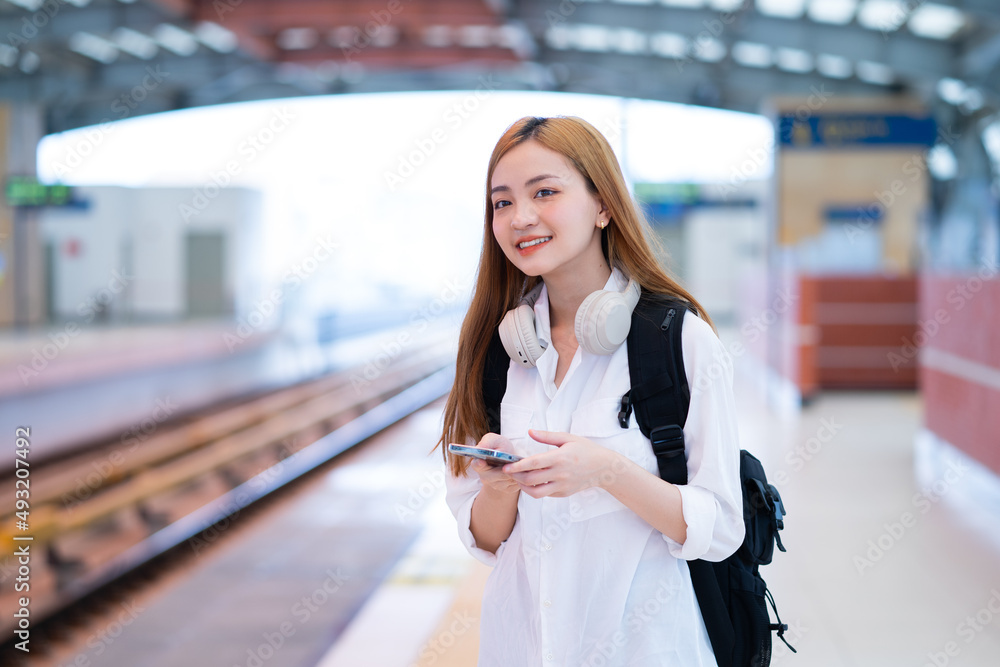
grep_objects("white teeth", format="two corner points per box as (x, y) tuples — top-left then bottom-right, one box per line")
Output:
(518, 236), (551, 249)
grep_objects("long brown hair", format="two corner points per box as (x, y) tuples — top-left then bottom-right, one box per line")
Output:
(438, 116), (714, 476)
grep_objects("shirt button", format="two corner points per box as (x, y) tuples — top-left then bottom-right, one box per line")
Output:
(546, 653), (554, 661)
(543, 543), (552, 551)
(543, 599), (552, 607)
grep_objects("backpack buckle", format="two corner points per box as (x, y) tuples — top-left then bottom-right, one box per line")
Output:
(618, 391), (632, 429)
(650, 424), (684, 453)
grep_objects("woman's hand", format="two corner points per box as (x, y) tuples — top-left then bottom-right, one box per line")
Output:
(502, 429), (626, 498)
(469, 433), (521, 496)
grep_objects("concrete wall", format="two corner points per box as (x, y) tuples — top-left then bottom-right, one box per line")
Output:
(39, 185), (263, 322)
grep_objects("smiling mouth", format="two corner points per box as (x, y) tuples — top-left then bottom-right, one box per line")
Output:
(517, 236), (552, 250)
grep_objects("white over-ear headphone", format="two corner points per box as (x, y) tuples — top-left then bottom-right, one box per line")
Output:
(498, 277), (641, 367)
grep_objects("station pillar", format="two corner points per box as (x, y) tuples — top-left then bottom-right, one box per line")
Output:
(0, 102), (45, 329)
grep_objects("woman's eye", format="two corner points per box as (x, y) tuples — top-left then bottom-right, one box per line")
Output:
(493, 199), (510, 210)
(535, 188), (556, 198)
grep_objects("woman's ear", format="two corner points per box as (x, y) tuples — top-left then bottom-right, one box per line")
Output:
(596, 199), (610, 227)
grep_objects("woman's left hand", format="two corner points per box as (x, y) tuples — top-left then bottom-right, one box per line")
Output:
(502, 429), (626, 498)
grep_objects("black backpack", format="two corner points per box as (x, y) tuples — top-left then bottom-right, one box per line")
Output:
(481, 292), (795, 667)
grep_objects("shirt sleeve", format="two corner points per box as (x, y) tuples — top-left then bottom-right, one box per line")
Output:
(661, 310), (746, 562)
(444, 451), (503, 567)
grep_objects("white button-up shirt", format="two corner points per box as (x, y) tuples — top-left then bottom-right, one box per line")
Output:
(445, 269), (745, 666)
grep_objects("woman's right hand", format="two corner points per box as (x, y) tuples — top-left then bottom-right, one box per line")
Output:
(470, 433), (521, 496)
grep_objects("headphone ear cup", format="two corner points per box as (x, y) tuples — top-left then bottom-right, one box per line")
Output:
(575, 291), (634, 355)
(499, 303), (544, 367)
(574, 290), (604, 354)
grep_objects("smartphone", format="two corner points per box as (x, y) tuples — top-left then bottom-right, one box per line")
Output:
(447, 443), (523, 467)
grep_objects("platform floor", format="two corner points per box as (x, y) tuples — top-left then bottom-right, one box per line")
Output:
(321, 384), (1000, 666)
(22, 365), (1000, 666)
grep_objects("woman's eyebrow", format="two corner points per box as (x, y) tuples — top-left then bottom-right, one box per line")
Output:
(490, 174), (561, 196)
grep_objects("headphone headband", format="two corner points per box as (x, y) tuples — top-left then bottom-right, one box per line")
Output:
(498, 275), (640, 367)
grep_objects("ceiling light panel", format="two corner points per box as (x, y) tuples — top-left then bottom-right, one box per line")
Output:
(857, 0), (907, 33)
(907, 3), (965, 40)
(153, 24), (199, 56)
(650, 32), (689, 58)
(611, 28), (647, 54)
(456, 25), (495, 48)
(423, 25), (451, 47)
(68, 31), (118, 63)
(855, 59), (894, 84)
(276, 28), (318, 50)
(816, 53), (852, 78)
(194, 22), (238, 53)
(0, 44), (18, 67)
(732, 41), (772, 68)
(692, 36), (726, 62)
(573, 24), (613, 52)
(19, 50), (40, 73)
(113, 27), (158, 59)
(776, 47), (813, 72)
(708, 0), (744, 9)
(757, 0), (808, 19)
(936, 77), (965, 105)
(807, 0), (857, 25)
(660, 0), (706, 8)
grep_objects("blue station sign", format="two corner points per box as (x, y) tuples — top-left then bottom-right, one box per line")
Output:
(778, 113), (937, 148)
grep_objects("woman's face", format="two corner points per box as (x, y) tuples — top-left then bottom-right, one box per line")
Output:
(490, 140), (607, 280)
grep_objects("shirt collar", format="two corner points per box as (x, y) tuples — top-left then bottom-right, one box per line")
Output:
(532, 267), (628, 349)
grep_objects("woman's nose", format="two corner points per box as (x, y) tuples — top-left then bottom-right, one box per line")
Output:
(510, 202), (537, 229)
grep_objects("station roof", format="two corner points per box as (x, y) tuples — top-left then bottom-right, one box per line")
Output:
(0, 0), (996, 133)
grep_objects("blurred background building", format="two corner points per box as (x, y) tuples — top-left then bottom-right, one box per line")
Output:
(0, 1), (998, 666)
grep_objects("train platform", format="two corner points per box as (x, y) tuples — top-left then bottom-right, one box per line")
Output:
(319, 383), (1000, 667)
(16, 340), (1000, 666)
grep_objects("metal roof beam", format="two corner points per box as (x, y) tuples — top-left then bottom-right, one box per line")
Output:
(515, 1), (955, 83)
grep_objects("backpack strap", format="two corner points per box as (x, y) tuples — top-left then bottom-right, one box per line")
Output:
(622, 293), (692, 485)
(623, 293), (737, 667)
(483, 328), (509, 434)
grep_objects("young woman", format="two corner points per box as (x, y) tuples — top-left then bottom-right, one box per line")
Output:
(439, 116), (744, 666)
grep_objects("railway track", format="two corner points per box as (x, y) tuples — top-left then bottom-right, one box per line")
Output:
(0, 336), (455, 652)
